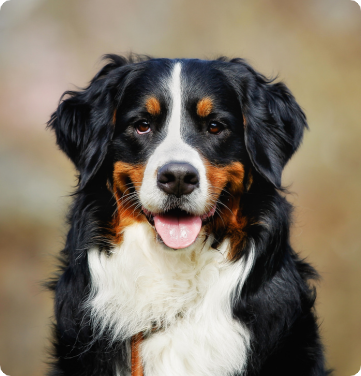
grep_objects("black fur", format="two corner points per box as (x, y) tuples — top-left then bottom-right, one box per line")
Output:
(47, 55), (328, 376)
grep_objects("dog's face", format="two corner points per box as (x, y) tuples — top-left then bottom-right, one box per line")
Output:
(49, 56), (307, 255)
(112, 60), (249, 250)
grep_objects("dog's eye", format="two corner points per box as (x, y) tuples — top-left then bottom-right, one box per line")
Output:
(207, 122), (224, 135)
(135, 121), (151, 134)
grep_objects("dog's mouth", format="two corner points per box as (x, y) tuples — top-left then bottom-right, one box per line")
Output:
(142, 206), (216, 249)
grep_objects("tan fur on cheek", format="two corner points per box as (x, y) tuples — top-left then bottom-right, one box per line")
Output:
(112, 162), (146, 244)
(206, 161), (245, 209)
(145, 97), (161, 116)
(197, 97), (213, 117)
(205, 161), (248, 260)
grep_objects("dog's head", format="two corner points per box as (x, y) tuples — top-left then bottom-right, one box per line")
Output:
(49, 55), (307, 255)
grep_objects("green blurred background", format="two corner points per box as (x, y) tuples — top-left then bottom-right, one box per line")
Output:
(0, 0), (360, 375)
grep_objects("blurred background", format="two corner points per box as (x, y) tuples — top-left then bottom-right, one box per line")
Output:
(0, 0), (360, 375)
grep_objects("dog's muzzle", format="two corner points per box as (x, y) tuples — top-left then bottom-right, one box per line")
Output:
(141, 162), (215, 250)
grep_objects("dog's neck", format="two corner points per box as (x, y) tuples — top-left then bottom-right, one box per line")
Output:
(86, 222), (230, 336)
(86, 222), (254, 375)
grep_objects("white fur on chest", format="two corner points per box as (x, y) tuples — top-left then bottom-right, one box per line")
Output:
(87, 222), (254, 376)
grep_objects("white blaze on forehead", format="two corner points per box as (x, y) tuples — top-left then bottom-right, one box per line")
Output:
(153, 62), (187, 157)
(139, 62), (209, 215)
(167, 62), (182, 141)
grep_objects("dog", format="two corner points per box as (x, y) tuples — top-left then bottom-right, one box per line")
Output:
(47, 55), (328, 376)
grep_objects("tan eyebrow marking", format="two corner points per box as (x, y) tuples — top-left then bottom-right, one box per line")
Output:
(145, 97), (161, 116)
(197, 97), (213, 117)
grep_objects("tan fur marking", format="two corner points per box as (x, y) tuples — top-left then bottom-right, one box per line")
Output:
(204, 161), (247, 260)
(243, 115), (246, 126)
(145, 97), (161, 116)
(131, 333), (144, 376)
(197, 97), (213, 117)
(113, 110), (117, 124)
(112, 162), (146, 244)
(246, 168), (253, 191)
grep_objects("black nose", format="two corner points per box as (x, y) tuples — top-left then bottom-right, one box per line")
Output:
(157, 162), (200, 197)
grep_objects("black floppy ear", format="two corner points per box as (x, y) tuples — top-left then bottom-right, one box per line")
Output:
(48, 56), (130, 189)
(244, 80), (308, 188)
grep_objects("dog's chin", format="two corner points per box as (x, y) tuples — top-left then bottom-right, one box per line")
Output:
(142, 206), (216, 251)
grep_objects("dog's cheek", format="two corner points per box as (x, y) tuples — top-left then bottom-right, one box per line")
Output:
(111, 161), (147, 244)
(205, 161), (248, 260)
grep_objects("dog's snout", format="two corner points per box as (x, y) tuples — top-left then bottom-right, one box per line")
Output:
(157, 162), (199, 197)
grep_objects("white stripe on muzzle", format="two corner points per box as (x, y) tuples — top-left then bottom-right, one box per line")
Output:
(139, 63), (209, 215)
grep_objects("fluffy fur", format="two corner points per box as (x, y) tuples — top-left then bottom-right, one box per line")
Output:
(87, 225), (253, 376)
(47, 55), (329, 376)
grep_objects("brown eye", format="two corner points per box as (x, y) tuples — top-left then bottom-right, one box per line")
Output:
(207, 122), (224, 135)
(135, 121), (151, 134)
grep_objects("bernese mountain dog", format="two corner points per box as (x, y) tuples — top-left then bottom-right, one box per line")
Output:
(47, 55), (328, 376)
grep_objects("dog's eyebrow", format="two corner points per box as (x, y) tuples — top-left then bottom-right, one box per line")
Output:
(145, 96), (161, 116)
(197, 97), (213, 117)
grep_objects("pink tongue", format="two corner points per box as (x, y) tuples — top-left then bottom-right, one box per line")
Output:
(154, 214), (202, 249)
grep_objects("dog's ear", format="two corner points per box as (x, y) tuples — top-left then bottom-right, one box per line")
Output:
(48, 55), (131, 189)
(223, 59), (308, 188)
(243, 79), (307, 188)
